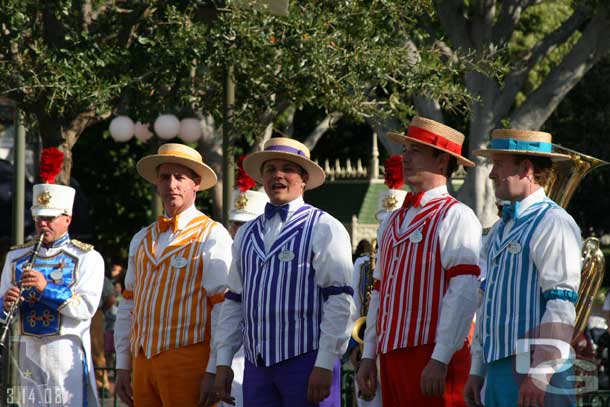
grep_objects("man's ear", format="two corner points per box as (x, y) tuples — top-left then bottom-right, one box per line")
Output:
(193, 177), (201, 192)
(518, 159), (534, 179)
(302, 172), (309, 188)
(437, 152), (450, 174)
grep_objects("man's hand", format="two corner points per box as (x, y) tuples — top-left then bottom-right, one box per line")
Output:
(307, 366), (333, 404)
(20, 268), (47, 292)
(420, 358), (448, 397)
(198, 371), (224, 407)
(2, 287), (20, 311)
(211, 365), (235, 406)
(463, 374), (484, 407)
(518, 375), (548, 407)
(348, 347), (361, 370)
(356, 358), (377, 401)
(115, 369), (133, 407)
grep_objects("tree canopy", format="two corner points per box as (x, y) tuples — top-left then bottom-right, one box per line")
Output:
(403, 0), (610, 226)
(1, 1), (478, 179)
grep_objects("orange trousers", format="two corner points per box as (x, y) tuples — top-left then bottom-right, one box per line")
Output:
(133, 342), (215, 407)
(379, 342), (470, 407)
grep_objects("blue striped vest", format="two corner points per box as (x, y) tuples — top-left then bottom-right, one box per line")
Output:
(240, 205), (324, 366)
(481, 198), (557, 362)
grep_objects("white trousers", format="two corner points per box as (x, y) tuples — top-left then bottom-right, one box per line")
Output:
(10, 335), (90, 407)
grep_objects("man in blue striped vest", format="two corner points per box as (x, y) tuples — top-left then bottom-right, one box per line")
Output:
(464, 129), (582, 407)
(212, 138), (356, 407)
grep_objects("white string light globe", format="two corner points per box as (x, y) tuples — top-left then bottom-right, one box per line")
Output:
(153, 114), (180, 140)
(109, 116), (134, 142)
(134, 122), (153, 142)
(179, 118), (203, 143)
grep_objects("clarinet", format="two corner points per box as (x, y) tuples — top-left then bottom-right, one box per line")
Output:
(0, 234), (45, 348)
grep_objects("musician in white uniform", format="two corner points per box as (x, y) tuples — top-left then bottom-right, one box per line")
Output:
(1, 183), (105, 407)
(223, 187), (269, 407)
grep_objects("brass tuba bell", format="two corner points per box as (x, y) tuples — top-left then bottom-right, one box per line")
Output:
(545, 144), (608, 340)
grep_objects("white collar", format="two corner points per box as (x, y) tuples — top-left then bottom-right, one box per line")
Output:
(166, 204), (200, 231)
(419, 184), (449, 206)
(513, 187), (546, 214)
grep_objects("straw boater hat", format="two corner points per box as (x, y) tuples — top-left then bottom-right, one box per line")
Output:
(243, 137), (325, 190)
(473, 129), (570, 161)
(388, 116), (475, 168)
(137, 143), (217, 189)
(31, 184), (76, 217)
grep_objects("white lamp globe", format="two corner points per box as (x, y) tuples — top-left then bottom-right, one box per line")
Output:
(134, 122), (153, 142)
(154, 114), (180, 140)
(109, 116), (134, 142)
(179, 118), (203, 143)
(201, 119), (215, 143)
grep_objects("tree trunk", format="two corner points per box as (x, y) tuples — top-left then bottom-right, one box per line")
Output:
(36, 110), (110, 185)
(435, 2), (610, 225)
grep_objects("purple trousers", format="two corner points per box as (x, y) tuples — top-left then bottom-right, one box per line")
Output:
(243, 351), (341, 407)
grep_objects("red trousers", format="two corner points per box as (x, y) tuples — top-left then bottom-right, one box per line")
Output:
(379, 342), (470, 407)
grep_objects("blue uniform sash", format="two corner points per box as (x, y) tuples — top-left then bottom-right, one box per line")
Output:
(13, 250), (77, 336)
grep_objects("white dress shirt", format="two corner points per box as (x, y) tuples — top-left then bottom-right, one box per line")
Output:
(114, 205), (232, 371)
(470, 188), (582, 375)
(363, 185), (481, 364)
(214, 196), (356, 371)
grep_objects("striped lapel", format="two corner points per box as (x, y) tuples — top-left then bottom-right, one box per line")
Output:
(246, 217), (267, 260)
(158, 216), (211, 263)
(490, 201), (549, 260)
(391, 197), (452, 247)
(266, 205), (313, 260)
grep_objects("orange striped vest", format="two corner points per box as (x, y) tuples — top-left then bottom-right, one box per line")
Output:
(130, 215), (223, 358)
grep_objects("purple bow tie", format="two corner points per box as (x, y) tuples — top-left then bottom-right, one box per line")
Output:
(265, 203), (289, 221)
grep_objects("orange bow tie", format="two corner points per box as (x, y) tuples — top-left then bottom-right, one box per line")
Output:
(158, 215), (179, 233)
(402, 191), (424, 209)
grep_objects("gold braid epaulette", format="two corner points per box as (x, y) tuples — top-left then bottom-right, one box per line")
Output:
(70, 239), (94, 252)
(9, 240), (36, 251)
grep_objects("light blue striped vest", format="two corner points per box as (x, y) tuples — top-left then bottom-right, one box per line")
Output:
(239, 204), (324, 366)
(481, 198), (557, 363)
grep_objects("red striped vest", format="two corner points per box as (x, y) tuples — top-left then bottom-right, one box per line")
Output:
(376, 196), (457, 354)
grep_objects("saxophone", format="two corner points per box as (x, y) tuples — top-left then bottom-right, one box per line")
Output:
(352, 239), (376, 346)
(545, 144), (608, 340)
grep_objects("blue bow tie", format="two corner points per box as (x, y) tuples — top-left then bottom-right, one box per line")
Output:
(265, 203), (289, 221)
(502, 201), (520, 222)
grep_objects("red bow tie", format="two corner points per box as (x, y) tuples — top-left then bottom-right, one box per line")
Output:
(402, 192), (424, 209)
(158, 215), (179, 233)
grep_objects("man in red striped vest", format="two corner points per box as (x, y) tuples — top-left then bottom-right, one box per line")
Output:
(357, 116), (482, 406)
(114, 143), (233, 407)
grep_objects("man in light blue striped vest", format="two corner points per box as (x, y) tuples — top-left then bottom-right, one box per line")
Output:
(212, 138), (356, 407)
(464, 129), (582, 407)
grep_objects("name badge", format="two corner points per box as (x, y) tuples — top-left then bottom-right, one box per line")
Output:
(409, 230), (423, 244)
(171, 256), (188, 268)
(507, 241), (522, 255)
(278, 250), (295, 262)
(50, 269), (64, 284)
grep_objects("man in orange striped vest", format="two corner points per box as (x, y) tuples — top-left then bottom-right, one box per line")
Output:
(114, 143), (233, 407)
(357, 117), (482, 406)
